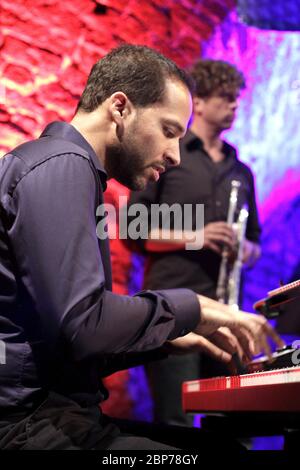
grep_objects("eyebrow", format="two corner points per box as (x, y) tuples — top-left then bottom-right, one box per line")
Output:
(163, 119), (186, 136)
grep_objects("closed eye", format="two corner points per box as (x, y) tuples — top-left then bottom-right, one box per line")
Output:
(163, 127), (176, 138)
(162, 119), (186, 138)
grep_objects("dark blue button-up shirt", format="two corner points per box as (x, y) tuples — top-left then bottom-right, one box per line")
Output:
(0, 121), (199, 411)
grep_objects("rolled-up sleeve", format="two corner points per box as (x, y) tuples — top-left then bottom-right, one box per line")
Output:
(6, 153), (200, 363)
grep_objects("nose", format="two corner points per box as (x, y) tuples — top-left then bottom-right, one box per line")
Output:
(230, 99), (238, 111)
(164, 143), (181, 168)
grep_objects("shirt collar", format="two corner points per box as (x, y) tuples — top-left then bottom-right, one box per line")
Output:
(183, 129), (236, 160)
(40, 121), (108, 189)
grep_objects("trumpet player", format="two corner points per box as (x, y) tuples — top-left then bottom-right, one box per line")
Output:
(128, 59), (261, 426)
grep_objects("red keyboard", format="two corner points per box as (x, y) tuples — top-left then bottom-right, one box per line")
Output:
(182, 366), (300, 413)
(253, 279), (300, 317)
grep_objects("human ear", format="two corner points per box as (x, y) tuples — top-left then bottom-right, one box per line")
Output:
(192, 96), (205, 114)
(112, 110), (122, 122)
(110, 92), (131, 123)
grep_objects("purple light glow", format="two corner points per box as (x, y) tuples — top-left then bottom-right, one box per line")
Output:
(203, 11), (300, 310)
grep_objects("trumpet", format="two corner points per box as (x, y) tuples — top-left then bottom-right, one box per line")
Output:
(216, 180), (249, 310)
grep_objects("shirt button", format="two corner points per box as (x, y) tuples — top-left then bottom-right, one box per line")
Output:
(216, 201), (221, 206)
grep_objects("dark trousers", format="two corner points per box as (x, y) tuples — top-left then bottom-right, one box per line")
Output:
(146, 353), (200, 426)
(0, 392), (245, 452)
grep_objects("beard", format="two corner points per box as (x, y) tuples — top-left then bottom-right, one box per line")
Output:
(105, 122), (150, 191)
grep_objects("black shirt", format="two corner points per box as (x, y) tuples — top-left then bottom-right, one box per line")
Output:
(128, 130), (261, 298)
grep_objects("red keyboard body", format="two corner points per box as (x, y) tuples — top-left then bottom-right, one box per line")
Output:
(182, 366), (300, 413)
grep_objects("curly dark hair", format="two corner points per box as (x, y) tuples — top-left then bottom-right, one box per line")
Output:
(189, 59), (245, 99)
(77, 44), (194, 112)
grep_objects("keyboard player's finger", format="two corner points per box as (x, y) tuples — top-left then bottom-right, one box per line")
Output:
(215, 327), (253, 364)
(194, 335), (233, 363)
(208, 327), (238, 356)
(258, 318), (285, 361)
(259, 316), (285, 350)
(165, 332), (232, 363)
(257, 334), (272, 361)
(241, 314), (284, 360)
(230, 325), (253, 362)
(223, 312), (269, 360)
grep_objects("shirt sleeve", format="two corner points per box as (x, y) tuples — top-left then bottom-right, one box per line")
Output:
(8, 154), (200, 362)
